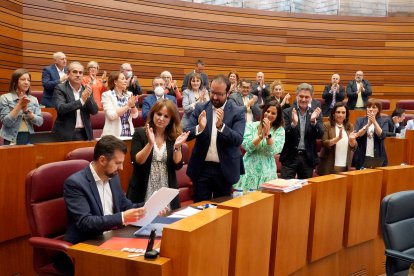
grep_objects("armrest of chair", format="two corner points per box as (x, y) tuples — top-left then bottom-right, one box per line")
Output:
(29, 237), (73, 252)
(385, 249), (414, 263)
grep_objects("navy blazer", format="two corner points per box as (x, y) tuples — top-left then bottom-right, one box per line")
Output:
(41, 64), (68, 107)
(142, 94), (177, 120)
(321, 84), (346, 116)
(228, 92), (261, 121)
(64, 166), (142, 244)
(184, 100), (246, 185)
(353, 116), (388, 169)
(279, 106), (324, 167)
(346, 79), (372, 110)
(52, 81), (98, 141)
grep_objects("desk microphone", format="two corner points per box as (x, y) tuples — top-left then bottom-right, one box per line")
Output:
(144, 229), (159, 259)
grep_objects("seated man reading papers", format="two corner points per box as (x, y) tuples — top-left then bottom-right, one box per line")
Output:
(64, 135), (146, 245)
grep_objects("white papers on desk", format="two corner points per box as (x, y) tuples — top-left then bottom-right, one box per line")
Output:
(168, 207), (202, 218)
(260, 178), (307, 193)
(130, 187), (179, 227)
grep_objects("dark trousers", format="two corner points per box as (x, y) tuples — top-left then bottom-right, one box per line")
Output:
(193, 161), (232, 203)
(281, 153), (314, 179)
(72, 128), (87, 141)
(3, 132), (30, 145)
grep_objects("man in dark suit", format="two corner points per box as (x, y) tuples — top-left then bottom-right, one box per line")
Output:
(185, 75), (246, 202)
(181, 59), (209, 91)
(64, 135), (145, 244)
(321, 73), (346, 117)
(41, 52), (68, 107)
(142, 77), (177, 120)
(229, 79), (261, 122)
(384, 107), (406, 137)
(251, 72), (270, 105)
(346, 70), (372, 110)
(52, 61), (99, 141)
(280, 83), (324, 179)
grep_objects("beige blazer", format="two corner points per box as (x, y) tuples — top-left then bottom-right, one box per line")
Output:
(317, 122), (356, 175)
(101, 90), (138, 137)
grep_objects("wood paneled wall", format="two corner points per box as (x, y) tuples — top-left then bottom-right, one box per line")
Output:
(0, 0), (23, 92)
(1, 0), (414, 102)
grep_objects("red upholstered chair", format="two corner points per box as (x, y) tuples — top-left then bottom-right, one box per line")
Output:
(90, 111), (105, 138)
(25, 160), (89, 275)
(315, 98), (325, 107)
(138, 94), (149, 108)
(66, 147), (94, 162)
(31, 91), (43, 105)
(176, 164), (193, 206)
(34, 112), (54, 132)
(181, 143), (189, 164)
(404, 114), (414, 125)
(396, 100), (414, 111)
(132, 110), (146, 128)
(177, 97), (183, 108)
(379, 99), (391, 110)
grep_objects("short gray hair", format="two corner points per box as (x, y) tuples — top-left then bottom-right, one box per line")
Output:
(68, 61), (84, 72)
(296, 83), (314, 96)
(53, 52), (65, 60)
(87, 61), (99, 70)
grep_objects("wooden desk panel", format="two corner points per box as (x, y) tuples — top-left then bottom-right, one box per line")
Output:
(34, 141), (96, 166)
(341, 169), (383, 247)
(267, 184), (312, 276)
(349, 110), (366, 125)
(307, 175), (348, 262)
(406, 130), (414, 165)
(68, 243), (172, 276)
(385, 137), (407, 166)
(218, 192), (274, 276)
(161, 208), (232, 276)
(0, 145), (36, 242)
(380, 165), (414, 197)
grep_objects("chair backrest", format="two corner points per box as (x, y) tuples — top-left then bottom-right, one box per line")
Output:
(181, 143), (189, 164)
(396, 100), (414, 111)
(30, 91), (43, 104)
(138, 94), (149, 107)
(33, 111), (54, 132)
(379, 99), (391, 110)
(132, 110), (146, 128)
(90, 111), (105, 138)
(176, 164), (193, 206)
(380, 190), (414, 275)
(26, 160), (89, 238)
(66, 147), (95, 162)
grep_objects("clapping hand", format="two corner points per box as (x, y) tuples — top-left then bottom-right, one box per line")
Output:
(18, 93), (30, 108)
(128, 95), (138, 108)
(349, 131), (357, 143)
(310, 107), (321, 123)
(291, 108), (298, 126)
(81, 84), (92, 102)
(248, 96), (257, 107)
(198, 110), (207, 132)
(216, 108), (224, 129)
(367, 110), (376, 124)
(174, 131), (190, 149)
(145, 124), (155, 145)
(262, 118), (271, 137)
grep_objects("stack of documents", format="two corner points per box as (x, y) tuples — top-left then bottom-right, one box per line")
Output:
(168, 206), (202, 219)
(260, 178), (307, 193)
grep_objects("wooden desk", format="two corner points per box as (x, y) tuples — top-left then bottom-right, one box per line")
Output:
(307, 174), (348, 262)
(385, 137), (407, 166)
(340, 169), (383, 247)
(161, 208), (232, 276)
(266, 184), (312, 276)
(349, 110), (366, 125)
(218, 192), (274, 276)
(68, 227), (172, 276)
(35, 141), (96, 166)
(380, 165), (414, 197)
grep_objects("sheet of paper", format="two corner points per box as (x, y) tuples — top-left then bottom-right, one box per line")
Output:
(130, 187), (179, 227)
(168, 206), (202, 218)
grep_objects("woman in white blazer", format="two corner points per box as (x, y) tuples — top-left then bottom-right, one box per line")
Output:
(101, 71), (138, 137)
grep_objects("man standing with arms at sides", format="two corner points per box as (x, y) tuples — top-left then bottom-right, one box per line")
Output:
(41, 51), (68, 107)
(52, 61), (98, 141)
(251, 72), (270, 105)
(181, 59), (210, 91)
(120, 63), (142, 96)
(185, 75), (246, 202)
(280, 83), (324, 179)
(346, 70), (372, 110)
(321, 73), (346, 117)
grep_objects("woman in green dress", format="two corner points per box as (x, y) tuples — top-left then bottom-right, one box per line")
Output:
(234, 100), (285, 191)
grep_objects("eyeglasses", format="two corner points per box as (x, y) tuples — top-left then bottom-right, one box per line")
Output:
(211, 91), (226, 97)
(71, 70), (83, 75)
